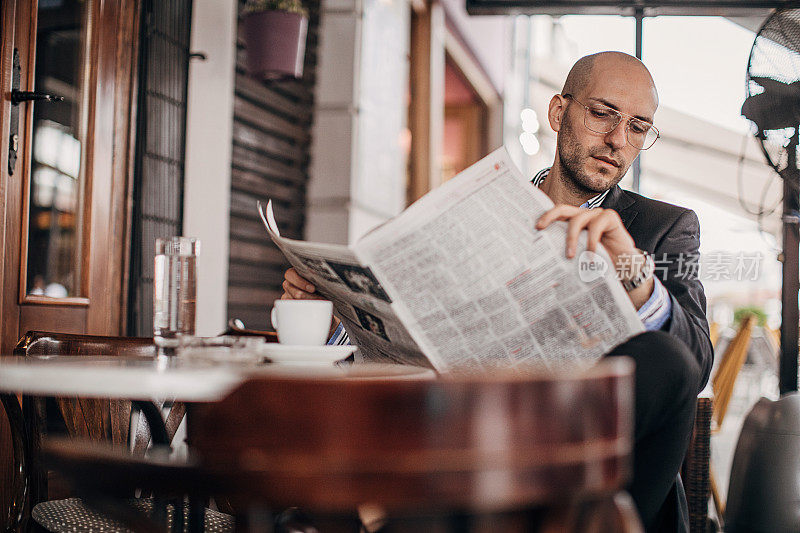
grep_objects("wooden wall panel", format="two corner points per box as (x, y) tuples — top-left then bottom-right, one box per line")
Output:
(227, 0), (320, 330)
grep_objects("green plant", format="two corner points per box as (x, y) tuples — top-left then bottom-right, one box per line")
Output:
(733, 306), (768, 328)
(244, 0), (308, 17)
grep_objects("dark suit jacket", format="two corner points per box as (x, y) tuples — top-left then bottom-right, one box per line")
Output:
(601, 185), (714, 390)
(602, 185), (712, 532)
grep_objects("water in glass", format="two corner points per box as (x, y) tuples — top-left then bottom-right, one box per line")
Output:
(153, 237), (199, 351)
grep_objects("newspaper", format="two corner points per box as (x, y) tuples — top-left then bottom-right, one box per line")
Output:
(259, 146), (644, 374)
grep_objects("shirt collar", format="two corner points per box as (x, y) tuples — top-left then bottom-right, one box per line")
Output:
(532, 168), (611, 209)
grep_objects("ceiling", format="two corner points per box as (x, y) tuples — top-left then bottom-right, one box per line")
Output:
(466, 1), (797, 18)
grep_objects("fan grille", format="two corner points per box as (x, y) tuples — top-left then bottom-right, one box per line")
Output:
(746, 8), (800, 174)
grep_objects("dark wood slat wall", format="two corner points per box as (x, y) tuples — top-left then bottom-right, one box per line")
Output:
(228, 0), (320, 329)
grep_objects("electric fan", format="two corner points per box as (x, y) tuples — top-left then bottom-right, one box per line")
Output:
(741, 8), (800, 396)
(742, 8), (800, 178)
(727, 9), (800, 532)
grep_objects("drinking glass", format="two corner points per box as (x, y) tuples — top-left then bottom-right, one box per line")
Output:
(153, 237), (199, 353)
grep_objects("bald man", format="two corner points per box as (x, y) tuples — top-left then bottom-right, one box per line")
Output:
(283, 52), (712, 532)
(533, 52), (712, 532)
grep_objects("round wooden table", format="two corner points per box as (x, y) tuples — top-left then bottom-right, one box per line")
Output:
(188, 357), (640, 532)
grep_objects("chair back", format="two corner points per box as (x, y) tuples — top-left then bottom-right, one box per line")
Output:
(15, 331), (163, 449)
(726, 393), (800, 533)
(14, 330), (157, 358)
(682, 392), (713, 533)
(10, 331), (180, 532)
(712, 315), (755, 427)
(189, 358), (635, 520)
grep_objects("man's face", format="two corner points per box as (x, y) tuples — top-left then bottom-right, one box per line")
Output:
(556, 59), (658, 195)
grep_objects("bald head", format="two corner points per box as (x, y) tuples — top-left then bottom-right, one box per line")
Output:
(562, 52), (658, 106)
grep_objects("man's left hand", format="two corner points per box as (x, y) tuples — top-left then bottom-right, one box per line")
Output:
(536, 205), (636, 261)
(536, 205), (654, 309)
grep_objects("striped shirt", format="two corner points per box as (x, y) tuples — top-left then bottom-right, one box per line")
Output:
(328, 168), (672, 345)
(531, 168), (611, 209)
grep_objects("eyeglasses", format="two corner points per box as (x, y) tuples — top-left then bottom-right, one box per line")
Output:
(562, 94), (660, 150)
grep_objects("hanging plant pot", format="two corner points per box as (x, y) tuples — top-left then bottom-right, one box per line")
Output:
(242, 10), (308, 79)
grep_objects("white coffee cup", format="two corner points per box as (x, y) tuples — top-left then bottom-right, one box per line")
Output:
(270, 300), (333, 345)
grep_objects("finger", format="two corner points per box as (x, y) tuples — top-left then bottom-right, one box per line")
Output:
(590, 210), (629, 248)
(285, 268), (315, 292)
(565, 210), (597, 258)
(281, 280), (298, 299)
(282, 279), (313, 300)
(582, 210), (618, 253)
(536, 205), (579, 229)
(602, 209), (627, 237)
(536, 205), (583, 229)
(285, 268), (315, 293)
(585, 216), (611, 253)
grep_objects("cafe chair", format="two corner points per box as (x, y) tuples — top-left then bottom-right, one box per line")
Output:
(37, 437), (230, 533)
(188, 358), (643, 532)
(724, 393), (800, 533)
(4, 331), (232, 533)
(703, 315), (756, 527)
(679, 316), (758, 533)
(681, 391), (713, 533)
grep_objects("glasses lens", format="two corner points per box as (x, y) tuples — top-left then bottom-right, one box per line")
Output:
(643, 127), (659, 149)
(584, 105), (621, 134)
(629, 123), (659, 150)
(626, 120), (648, 149)
(578, 99), (659, 150)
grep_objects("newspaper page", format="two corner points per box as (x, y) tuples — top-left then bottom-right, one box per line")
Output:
(258, 202), (432, 368)
(354, 147), (644, 373)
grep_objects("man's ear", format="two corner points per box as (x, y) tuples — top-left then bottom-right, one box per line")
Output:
(548, 94), (566, 133)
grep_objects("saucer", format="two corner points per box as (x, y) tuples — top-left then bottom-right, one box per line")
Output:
(258, 344), (357, 365)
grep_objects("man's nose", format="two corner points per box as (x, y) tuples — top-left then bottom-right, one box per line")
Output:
(604, 121), (628, 149)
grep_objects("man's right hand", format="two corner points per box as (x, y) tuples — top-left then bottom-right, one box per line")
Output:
(281, 268), (321, 300)
(281, 268), (341, 337)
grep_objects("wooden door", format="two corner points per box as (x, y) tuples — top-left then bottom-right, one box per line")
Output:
(0, 0), (139, 519)
(0, 0), (139, 347)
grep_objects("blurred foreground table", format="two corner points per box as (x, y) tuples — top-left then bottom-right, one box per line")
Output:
(0, 354), (640, 532)
(0, 355), (434, 402)
(188, 357), (641, 532)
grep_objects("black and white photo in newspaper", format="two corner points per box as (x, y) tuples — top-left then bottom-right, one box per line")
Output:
(258, 201), (429, 366)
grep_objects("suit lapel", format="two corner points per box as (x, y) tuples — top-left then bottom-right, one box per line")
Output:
(601, 185), (638, 229)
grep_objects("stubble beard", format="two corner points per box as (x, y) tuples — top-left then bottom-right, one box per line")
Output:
(557, 119), (629, 195)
